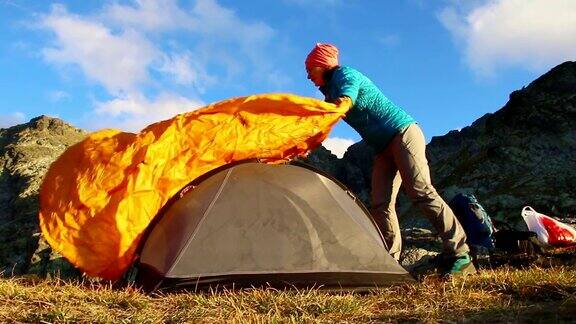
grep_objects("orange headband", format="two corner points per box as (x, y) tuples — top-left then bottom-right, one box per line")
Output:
(305, 43), (339, 70)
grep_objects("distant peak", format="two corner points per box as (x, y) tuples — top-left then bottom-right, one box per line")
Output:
(29, 115), (64, 123)
(27, 115), (77, 132)
(525, 61), (576, 95)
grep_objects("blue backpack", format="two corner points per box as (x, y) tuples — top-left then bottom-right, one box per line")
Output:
(449, 193), (496, 250)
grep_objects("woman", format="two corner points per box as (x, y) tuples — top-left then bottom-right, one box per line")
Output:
(305, 43), (475, 276)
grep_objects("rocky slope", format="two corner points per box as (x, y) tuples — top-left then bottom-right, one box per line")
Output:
(0, 116), (85, 276)
(426, 61), (576, 225)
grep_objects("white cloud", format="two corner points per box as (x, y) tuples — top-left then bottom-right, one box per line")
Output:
(39, 1), (279, 93)
(103, 0), (275, 68)
(0, 112), (26, 128)
(192, 0), (274, 43)
(41, 4), (156, 95)
(158, 52), (214, 90)
(102, 0), (188, 31)
(439, 0), (576, 76)
(91, 93), (204, 132)
(94, 95), (145, 117)
(322, 137), (356, 158)
(159, 53), (197, 85)
(48, 90), (70, 102)
(37, 1), (282, 129)
(187, 0), (278, 83)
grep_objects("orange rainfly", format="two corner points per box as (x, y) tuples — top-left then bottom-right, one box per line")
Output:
(39, 94), (349, 280)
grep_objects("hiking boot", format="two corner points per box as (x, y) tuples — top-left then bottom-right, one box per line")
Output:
(441, 253), (476, 277)
(409, 252), (477, 279)
(423, 252), (476, 278)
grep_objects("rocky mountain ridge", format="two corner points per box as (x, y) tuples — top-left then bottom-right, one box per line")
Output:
(426, 61), (576, 222)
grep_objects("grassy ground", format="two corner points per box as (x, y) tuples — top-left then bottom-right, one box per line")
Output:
(1, 266), (575, 323)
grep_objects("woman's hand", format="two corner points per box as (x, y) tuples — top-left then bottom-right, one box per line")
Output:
(333, 96), (353, 109)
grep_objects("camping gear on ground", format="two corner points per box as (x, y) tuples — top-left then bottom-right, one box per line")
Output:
(39, 93), (350, 280)
(494, 230), (544, 255)
(448, 193), (496, 250)
(521, 206), (576, 246)
(491, 229), (544, 268)
(134, 162), (413, 292)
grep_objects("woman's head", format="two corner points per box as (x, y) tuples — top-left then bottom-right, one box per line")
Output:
(305, 43), (339, 87)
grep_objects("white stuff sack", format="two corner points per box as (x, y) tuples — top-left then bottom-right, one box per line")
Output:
(521, 206), (549, 244)
(521, 206), (576, 246)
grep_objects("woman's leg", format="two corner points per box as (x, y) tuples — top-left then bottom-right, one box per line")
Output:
(391, 124), (469, 256)
(371, 149), (403, 260)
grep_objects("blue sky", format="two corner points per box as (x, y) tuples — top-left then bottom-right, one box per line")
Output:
(1, 0), (575, 157)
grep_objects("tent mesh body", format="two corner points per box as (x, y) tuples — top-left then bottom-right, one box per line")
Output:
(136, 162), (413, 292)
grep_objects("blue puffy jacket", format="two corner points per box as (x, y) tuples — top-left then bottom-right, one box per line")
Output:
(320, 66), (415, 152)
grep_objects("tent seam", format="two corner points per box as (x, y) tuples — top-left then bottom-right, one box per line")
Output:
(166, 167), (233, 275)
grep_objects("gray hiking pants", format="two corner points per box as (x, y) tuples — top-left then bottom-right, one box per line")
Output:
(371, 123), (469, 260)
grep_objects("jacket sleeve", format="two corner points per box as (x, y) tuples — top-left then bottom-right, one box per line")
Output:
(333, 69), (361, 105)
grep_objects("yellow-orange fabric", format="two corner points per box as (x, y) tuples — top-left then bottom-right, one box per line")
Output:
(39, 94), (349, 280)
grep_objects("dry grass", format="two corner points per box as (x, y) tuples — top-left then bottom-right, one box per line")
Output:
(1, 266), (575, 323)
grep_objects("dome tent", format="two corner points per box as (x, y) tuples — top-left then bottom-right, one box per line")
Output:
(135, 161), (413, 292)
